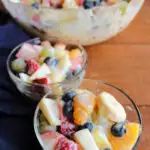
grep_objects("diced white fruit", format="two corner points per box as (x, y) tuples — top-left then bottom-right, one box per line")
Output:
(75, 89), (92, 94)
(58, 54), (72, 73)
(97, 92), (126, 123)
(16, 43), (38, 60)
(54, 43), (66, 51)
(30, 64), (51, 81)
(74, 129), (99, 150)
(41, 41), (52, 49)
(74, 89), (96, 114)
(33, 45), (43, 54)
(51, 84), (63, 97)
(39, 98), (61, 126)
(92, 126), (112, 150)
(50, 69), (66, 83)
(9, 0), (20, 3)
(49, 47), (55, 57)
(54, 49), (66, 59)
(19, 73), (30, 83)
(63, 0), (79, 9)
(41, 0), (51, 7)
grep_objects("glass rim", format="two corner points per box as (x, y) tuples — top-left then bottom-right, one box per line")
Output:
(7, 37), (88, 88)
(33, 79), (142, 150)
(6, 0), (131, 10)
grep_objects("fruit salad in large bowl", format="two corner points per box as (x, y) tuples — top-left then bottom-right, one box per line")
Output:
(34, 79), (142, 150)
(7, 38), (87, 100)
(2, 0), (144, 45)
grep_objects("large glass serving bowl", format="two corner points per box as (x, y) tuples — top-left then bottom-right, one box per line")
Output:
(2, 0), (144, 45)
(34, 79), (142, 149)
(7, 38), (87, 101)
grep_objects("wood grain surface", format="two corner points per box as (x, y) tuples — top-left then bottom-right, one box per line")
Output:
(86, 1), (150, 149)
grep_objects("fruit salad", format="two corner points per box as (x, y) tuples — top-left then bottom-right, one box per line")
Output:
(10, 0), (130, 9)
(3, 0), (144, 45)
(35, 90), (141, 150)
(10, 39), (86, 86)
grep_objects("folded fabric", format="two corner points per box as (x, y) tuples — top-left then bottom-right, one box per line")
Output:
(0, 19), (33, 116)
(0, 21), (30, 50)
(0, 14), (41, 150)
(0, 115), (41, 150)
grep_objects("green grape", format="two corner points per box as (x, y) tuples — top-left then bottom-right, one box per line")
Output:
(40, 48), (54, 58)
(11, 58), (26, 73)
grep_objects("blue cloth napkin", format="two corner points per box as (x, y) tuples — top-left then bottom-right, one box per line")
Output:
(0, 17), (41, 150)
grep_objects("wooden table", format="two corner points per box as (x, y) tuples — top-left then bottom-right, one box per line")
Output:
(86, 1), (150, 149)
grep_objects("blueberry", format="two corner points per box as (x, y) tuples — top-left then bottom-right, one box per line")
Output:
(93, 0), (102, 7)
(83, 0), (94, 9)
(44, 57), (58, 68)
(79, 122), (93, 132)
(111, 122), (126, 137)
(63, 101), (73, 121)
(64, 101), (73, 112)
(44, 57), (51, 64)
(83, 0), (102, 9)
(62, 91), (76, 102)
(32, 2), (39, 9)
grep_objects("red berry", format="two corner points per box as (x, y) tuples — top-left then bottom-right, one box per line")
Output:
(55, 137), (78, 150)
(26, 59), (40, 75)
(33, 77), (50, 85)
(58, 119), (76, 137)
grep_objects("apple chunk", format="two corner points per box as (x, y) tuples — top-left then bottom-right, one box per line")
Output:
(39, 98), (61, 126)
(74, 129), (99, 150)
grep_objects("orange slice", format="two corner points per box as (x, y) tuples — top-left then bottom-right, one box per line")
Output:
(69, 49), (81, 60)
(73, 91), (96, 114)
(73, 108), (88, 125)
(109, 123), (141, 150)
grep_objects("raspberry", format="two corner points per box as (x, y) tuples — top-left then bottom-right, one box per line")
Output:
(33, 77), (50, 85)
(58, 119), (76, 137)
(26, 59), (40, 75)
(55, 137), (78, 150)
